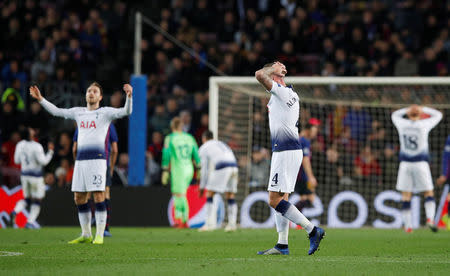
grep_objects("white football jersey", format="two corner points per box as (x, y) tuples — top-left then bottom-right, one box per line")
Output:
(14, 140), (53, 176)
(267, 80), (301, 152)
(392, 107), (442, 162)
(40, 97), (132, 160)
(198, 140), (237, 189)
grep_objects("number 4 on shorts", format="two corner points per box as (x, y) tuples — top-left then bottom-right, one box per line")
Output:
(272, 173), (278, 184)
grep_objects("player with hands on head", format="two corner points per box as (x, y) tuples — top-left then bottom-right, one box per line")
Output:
(392, 104), (442, 233)
(30, 82), (132, 244)
(255, 61), (325, 256)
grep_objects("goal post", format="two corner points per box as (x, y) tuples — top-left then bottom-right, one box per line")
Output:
(209, 76), (450, 229)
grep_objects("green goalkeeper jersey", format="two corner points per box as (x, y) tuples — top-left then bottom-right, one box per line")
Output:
(162, 131), (200, 174)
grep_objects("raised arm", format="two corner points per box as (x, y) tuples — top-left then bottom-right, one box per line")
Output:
(255, 66), (275, 92)
(36, 143), (54, 166)
(106, 84), (133, 120)
(30, 86), (77, 119)
(391, 107), (408, 128)
(422, 107), (443, 129)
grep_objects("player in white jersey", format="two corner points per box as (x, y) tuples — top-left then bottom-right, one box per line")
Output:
(392, 105), (442, 233)
(30, 82), (132, 244)
(198, 130), (238, 232)
(10, 127), (54, 229)
(255, 61), (325, 256)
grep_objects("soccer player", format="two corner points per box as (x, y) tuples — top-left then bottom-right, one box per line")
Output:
(198, 130), (238, 232)
(255, 61), (325, 255)
(295, 119), (319, 212)
(73, 123), (118, 237)
(392, 105), (442, 233)
(29, 82), (132, 244)
(436, 134), (450, 230)
(161, 117), (200, 228)
(10, 127), (54, 228)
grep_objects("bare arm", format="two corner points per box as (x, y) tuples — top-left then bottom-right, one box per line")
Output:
(302, 156), (317, 187)
(14, 143), (22, 165)
(255, 66), (275, 91)
(109, 142), (118, 176)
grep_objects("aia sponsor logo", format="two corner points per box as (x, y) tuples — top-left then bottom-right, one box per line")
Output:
(0, 186), (28, 228)
(79, 121), (97, 129)
(167, 184), (224, 228)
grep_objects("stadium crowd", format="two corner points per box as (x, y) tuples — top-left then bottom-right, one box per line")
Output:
(1, 0), (449, 189)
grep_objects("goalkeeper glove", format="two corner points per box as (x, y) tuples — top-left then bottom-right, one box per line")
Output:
(161, 170), (169, 186)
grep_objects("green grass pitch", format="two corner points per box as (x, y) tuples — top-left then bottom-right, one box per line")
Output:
(0, 227), (449, 275)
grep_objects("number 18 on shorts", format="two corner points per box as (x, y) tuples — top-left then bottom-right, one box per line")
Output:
(72, 159), (107, 192)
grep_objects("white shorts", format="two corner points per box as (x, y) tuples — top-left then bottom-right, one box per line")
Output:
(206, 167), (238, 194)
(72, 159), (107, 192)
(21, 176), (45, 199)
(267, 150), (303, 193)
(396, 161), (434, 193)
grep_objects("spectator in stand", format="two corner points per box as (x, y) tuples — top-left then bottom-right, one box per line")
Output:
(0, 102), (23, 141)
(1, 60), (27, 95)
(25, 101), (49, 135)
(343, 101), (372, 143)
(2, 79), (25, 112)
(112, 153), (129, 186)
(194, 113), (209, 144)
(31, 50), (54, 82)
(150, 104), (170, 135)
(354, 145), (381, 183)
(394, 50), (418, 76)
(249, 147), (270, 188)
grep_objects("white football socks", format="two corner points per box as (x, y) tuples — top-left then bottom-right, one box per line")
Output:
(95, 210), (107, 238)
(275, 212), (289, 245)
(78, 211), (92, 238)
(227, 203), (237, 226)
(14, 200), (26, 214)
(27, 204), (41, 224)
(401, 209), (412, 230)
(424, 199), (436, 223)
(282, 204), (314, 234)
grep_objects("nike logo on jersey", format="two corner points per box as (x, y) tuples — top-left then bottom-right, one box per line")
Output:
(270, 183), (277, 187)
(286, 97), (297, 108)
(80, 121), (97, 129)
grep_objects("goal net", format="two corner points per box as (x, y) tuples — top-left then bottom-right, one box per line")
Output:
(209, 77), (450, 229)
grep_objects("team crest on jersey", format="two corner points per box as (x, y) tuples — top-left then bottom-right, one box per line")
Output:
(80, 121), (97, 129)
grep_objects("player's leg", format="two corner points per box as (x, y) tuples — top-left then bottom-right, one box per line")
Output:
(396, 162), (413, 232)
(199, 190), (216, 231)
(224, 168), (238, 231)
(423, 190), (437, 232)
(104, 166), (112, 236)
(26, 177), (46, 229)
(10, 177), (30, 227)
(415, 162), (437, 232)
(92, 190), (107, 243)
(224, 192), (237, 231)
(68, 191), (93, 243)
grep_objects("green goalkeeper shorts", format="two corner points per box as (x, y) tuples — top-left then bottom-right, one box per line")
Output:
(170, 170), (193, 194)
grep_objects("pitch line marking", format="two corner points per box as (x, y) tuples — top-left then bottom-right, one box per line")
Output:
(0, 251), (24, 257)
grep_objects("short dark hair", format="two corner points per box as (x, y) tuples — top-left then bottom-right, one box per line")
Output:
(263, 62), (276, 68)
(202, 130), (214, 140)
(89, 82), (103, 96)
(20, 128), (31, 141)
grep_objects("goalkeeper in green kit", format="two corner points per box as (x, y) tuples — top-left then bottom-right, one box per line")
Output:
(162, 117), (201, 228)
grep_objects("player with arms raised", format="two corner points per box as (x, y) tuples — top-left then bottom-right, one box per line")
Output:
(392, 105), (442, 232)
(30, 82), (132, 244)
(255, 61), (325, 255)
